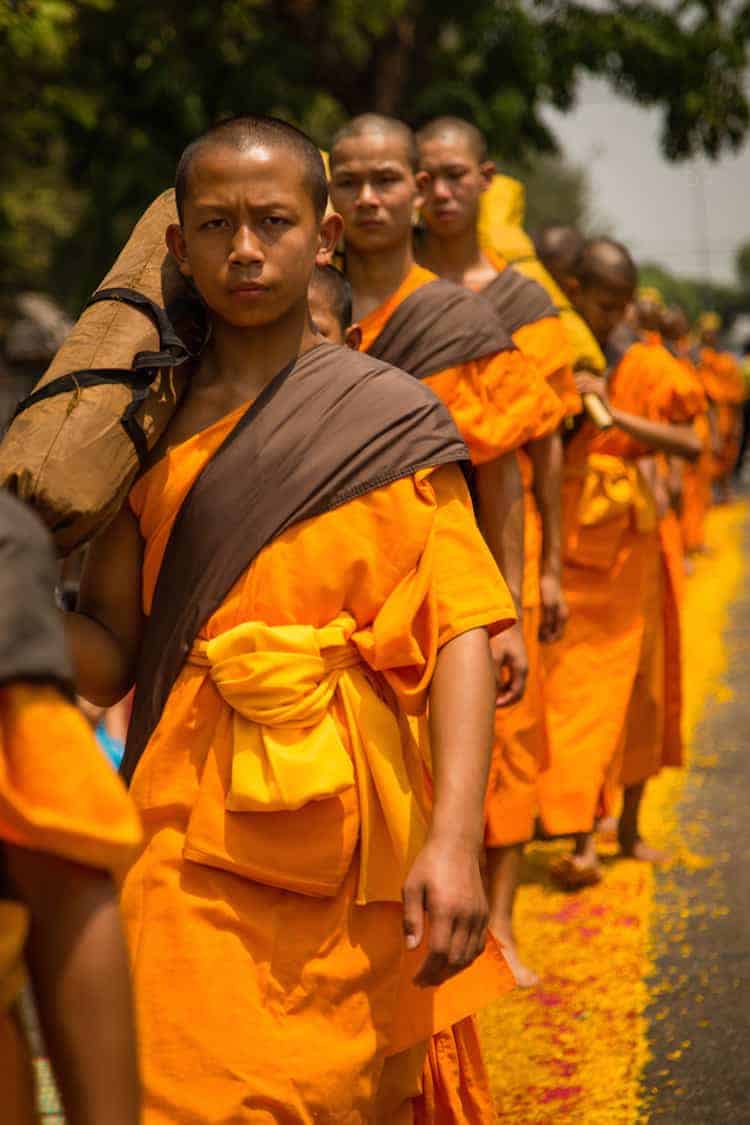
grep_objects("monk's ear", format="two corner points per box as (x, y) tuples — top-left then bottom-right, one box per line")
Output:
(316, 212), (344, 265)
(415, 170), (431, 193)
(479, 160), (496, 192)
(345, 324), (362, 351)
(166, 224), (192, 279)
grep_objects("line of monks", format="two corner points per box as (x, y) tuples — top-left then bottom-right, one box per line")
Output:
(1, 112), (747, 1124)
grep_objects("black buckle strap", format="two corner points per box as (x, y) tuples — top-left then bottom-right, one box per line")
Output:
(11, 287), (198, 469)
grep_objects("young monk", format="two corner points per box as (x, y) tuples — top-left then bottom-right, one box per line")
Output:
(328, 110), (566, 1119)
(65, 114), (517, 1123)
(329, 115), (568, 717)
(413, 115), (579, 987)
(0, 491), (141, 1125)
(307, 262), (361, 348)
(696, 312), (745, 503)
(538, 239), (703, 885)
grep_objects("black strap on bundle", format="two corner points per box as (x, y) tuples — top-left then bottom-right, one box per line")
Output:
(12, 287), (197, 469)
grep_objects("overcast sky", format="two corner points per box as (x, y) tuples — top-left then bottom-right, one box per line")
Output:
(541, 77), (750, 284)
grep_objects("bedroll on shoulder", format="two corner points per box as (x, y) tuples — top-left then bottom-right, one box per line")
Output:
(0, 190), (202, 555)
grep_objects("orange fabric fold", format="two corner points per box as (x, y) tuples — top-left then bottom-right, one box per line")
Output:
(0, 684), (141, 879)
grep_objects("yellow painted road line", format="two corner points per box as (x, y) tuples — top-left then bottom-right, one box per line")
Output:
(479, 503), (747, 1123)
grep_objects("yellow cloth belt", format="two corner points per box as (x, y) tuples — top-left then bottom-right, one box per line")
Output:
(567, 453), (657, 533)
(190, 614), (429, 905)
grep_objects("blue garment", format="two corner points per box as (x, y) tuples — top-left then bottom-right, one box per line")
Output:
(96, 723), (125, 769)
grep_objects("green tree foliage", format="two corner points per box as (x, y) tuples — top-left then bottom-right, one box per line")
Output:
(735, 240), (750, 289)
(3, 0), (749, 304)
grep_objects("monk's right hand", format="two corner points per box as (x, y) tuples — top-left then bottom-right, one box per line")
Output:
(490, 622), (528, 707)
(402, 837), (489, 988)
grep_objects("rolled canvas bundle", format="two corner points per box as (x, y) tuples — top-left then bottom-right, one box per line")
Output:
(0, 189), (200, 555)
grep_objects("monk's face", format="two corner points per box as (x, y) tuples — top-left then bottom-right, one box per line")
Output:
(574, 280), (633, 345)
(169, 143), (339, 328)
(701, 328), (718, 348)
(329, 132), (420, 254)
(636, 298), (662, 333)
(417, 134), (490, 237)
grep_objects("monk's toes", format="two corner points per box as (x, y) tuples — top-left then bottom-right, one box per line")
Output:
(549, 853), (603, 891)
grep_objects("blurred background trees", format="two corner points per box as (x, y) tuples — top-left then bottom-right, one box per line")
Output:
(2, 0), (750, 312)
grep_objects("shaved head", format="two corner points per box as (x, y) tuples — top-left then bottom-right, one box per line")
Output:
(330, 114), (419, 171)
(661, 305), (690, 341)
(535, 225), (584, 281)
(309, 264), (352, 331)
(416, 116), (487, 163)
(575, 238), (638, 295)
(175, 114), (328, 222)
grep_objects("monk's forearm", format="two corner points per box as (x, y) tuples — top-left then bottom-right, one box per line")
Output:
(428, 628), (495, 849)
(528, 431), (563, 576)
(7, 848), (140, 1125)
(65, 611), (136, 707)
(610, 408), (702, 461)
(475, 452), (525, 612)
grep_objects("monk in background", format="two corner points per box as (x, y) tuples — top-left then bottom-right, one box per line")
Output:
(696, 312), (745, 503)
(66, 114), (516, 1123)
(539, 239), (702, 886)
(0, 492), (141, 1125)
(661, 305), (713, 558)
(329, 112), (565, 1119)
(534, 225), (585, 300)
(414, 115), (579, 987)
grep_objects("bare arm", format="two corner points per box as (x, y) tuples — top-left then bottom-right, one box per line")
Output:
(528, 430), (568, 643)
(402, 627), (495, 987)
(65, 506), (145, 706)
(576, 372), (702, 461)
(475, 453), (528, 705)
(6, 846), (140, 1125)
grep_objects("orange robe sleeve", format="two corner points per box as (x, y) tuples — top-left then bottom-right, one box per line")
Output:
(0, 684), (141, 880)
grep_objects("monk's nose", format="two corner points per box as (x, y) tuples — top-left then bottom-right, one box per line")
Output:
(229, 227), (264, 265)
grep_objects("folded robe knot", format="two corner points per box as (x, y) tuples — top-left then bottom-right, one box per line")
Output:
(567, 453), (657, 533)
(189, 613), (429, 904)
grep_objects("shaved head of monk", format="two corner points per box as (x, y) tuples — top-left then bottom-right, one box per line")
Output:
(168, 114), (342, 331)
(635, 294), (663, 334)
(661, 305), (690, 342)
(570, 238), (638, 346)
(415, 117), (495, 238)
(308, 264), (361, 348)
(534, 225), (584, 297)
(328, 114), (421, 254)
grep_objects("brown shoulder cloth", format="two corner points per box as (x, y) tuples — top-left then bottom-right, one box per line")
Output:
(366, 278), (515, 379)
(122, 341), (468, 782)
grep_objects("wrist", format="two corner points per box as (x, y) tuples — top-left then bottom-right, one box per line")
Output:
(427, 820), (484, 855)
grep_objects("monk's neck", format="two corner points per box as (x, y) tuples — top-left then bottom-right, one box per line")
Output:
(201, 303), (319, 403)
(417, 226), (490, 289)
(345, 241), (416, 321)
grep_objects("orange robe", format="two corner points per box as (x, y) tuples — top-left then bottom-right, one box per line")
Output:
(480, 249), (581, 846)
(0, 684), (141, 1125)
(538, 342), (704, 832)
(361, 263), (568, 845)
(671, 340), (713, 553)
(121, 406), (516, 1124)
(698, 347), (745, 479)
